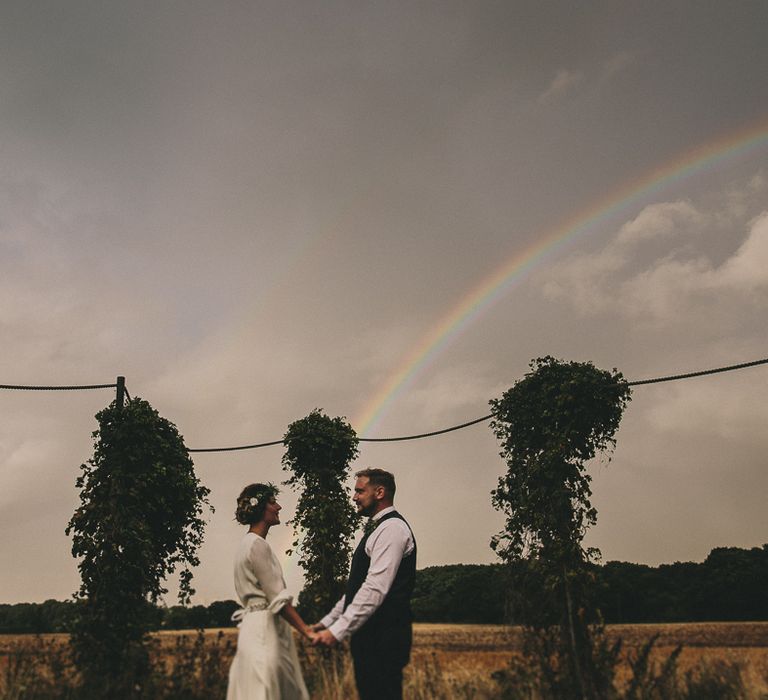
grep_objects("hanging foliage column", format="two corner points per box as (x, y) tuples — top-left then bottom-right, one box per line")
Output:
(282, 409), (359, 621)
(66, 397), (211, 696)
(490, 356), (631, 699)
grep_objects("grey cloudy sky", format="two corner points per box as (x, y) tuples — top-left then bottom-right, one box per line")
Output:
(2, 1), (767, 605)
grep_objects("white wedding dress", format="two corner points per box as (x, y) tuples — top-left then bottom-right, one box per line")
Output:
(226, 533), (309, 700)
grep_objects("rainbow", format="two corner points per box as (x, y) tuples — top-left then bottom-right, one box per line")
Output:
(354, 118), (768, 436)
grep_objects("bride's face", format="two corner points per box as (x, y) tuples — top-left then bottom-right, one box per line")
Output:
(262, 496), (282, 526)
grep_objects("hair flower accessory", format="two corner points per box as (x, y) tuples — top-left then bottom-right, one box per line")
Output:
(249, 497), (259, 507)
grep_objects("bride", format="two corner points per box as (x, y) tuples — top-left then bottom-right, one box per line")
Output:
(226, 483), (311, 700)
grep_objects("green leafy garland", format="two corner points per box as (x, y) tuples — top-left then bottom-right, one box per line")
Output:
(66, 397), (211, 694)
(282, 409), (359, 621)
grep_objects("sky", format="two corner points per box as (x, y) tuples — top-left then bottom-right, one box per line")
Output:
(1, 1), (767, 606)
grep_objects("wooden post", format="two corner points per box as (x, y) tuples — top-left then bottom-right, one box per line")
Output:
(116, 376), (126, 409)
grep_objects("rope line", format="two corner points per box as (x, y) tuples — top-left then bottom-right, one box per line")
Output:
(358, 414), (491, 442)
(187, 355), (768, 452)
(0, 383), (117, 391)
(625, 357), (768, 386)
(186, 418), (493, 452)
(188, 439), (284, 453)
(3, 358), (766, 451)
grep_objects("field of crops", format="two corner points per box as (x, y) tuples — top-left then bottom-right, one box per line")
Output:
(408, 622), (768, 697)
(2, 622), (768, 698)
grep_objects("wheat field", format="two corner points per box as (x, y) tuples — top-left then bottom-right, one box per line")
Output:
(2, 622), (767, 698)
(411, 622), (768, 697)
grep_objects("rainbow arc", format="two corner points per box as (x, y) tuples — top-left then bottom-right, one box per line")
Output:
(355, 118), (768, 436)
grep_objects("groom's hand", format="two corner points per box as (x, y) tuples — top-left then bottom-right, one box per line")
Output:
(309, 622), (326, 632)
(314, 629), (338, 647)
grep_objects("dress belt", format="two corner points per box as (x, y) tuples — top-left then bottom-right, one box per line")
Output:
(231, 599), (269, 623)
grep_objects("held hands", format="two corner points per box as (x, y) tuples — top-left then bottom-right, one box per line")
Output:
(313, 629), (338, 647)
(307, 622), (338, 647)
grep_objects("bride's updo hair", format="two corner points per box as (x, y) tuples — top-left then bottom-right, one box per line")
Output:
(235, 483), (279, 525)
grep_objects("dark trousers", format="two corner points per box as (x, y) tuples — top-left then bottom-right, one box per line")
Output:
(352, 650), (404, 700)
(350, 623), (411, 700)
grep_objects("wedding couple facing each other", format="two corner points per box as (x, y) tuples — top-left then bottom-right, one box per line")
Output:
(226, 468), (416, 700)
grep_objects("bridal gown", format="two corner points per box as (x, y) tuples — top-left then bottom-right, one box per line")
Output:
(226, 532), (309, 700)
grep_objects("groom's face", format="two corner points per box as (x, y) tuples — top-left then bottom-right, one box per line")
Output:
(353, 476), (381, 517)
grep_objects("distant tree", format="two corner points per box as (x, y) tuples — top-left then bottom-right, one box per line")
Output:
(206, 600), (240, 628)
(163, 605), (210, 630)
(702, 546), (768, 621)
(282, 409), (359, 621)
(598, 561), (658, 623)
(0, 600), (81, 634)
(412, 564), (508, 623)
(66, 397), (211, 695)
(490, 356), (631, 699)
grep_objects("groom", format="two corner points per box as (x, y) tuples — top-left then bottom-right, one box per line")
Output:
(312, 468), (417, 700)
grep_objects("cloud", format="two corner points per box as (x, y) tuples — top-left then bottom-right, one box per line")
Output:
(537, 69), (584, 103)
(620, 255), (713, 319)
(542, 184), (768, 324)
(541, 248), (625, 313)
(398, 363), (500, 425)
(619, 210), (768, 319)
(536, 52), (635, 105)
(599, 51), (637, 82)
(614, 200), (703, 247)
(720, 170), (767, 221)
(542, 200), (706, 313)
(717, 212), (768, 290)
(645, 378), (768, 442)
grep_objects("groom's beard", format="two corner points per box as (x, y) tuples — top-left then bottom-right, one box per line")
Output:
(357, 503), (377, 518)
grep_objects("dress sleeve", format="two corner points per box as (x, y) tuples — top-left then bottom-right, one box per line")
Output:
(248, 537), (293, 614)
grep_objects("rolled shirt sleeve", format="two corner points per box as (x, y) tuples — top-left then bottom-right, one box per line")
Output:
(320, 595), (345, 630)
(327, 515), (414, 642)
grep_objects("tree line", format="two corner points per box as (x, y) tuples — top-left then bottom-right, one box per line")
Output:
(412, 544), (768, 624)
(3, 543), (765, 634)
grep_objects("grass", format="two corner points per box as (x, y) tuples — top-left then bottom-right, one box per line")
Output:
(1, 622), (767, 698)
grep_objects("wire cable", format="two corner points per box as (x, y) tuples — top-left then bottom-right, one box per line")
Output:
(625, 357), (768, 386)
(187, 355), (768, 452)
(188, 439), (285, 453)
(0, 382), (117, 391)
(358, 414), (491, 442)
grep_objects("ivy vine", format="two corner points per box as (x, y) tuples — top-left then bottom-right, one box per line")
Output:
(282, 409), (359, 621)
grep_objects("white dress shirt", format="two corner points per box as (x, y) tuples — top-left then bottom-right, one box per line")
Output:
(320, 506), (415, 642)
